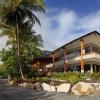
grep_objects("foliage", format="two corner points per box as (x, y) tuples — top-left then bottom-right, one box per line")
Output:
(91, 72), (100, 80)
(0, 0), (45, 28)
(50, 72), (100, 84)
(0, 0), (45, 79)
(35, 77), (48, 82)
(0, 65), (8, 78)
(0, 30), (43, 79)
(0, 48), (19, 78)
(51, 72), (80, 83)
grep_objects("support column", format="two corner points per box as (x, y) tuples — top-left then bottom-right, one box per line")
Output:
(51, 52), (55, 71)
(63, 47), (67, 74)
(45, 65), (48, 76)
(74, 65), (77, 72)
(37, 61), (40, 71)
(94, 64), (97, 72)
(90, 46), (93, 53)
(80, 39), (85, 73)
(90, 64), (93, 74)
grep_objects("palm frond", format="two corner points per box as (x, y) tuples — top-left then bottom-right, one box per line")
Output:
(6, 38), (16, 46)
(20, 0), (45, 12)
(0, 28), (15, 38)
(23, 8), (41, 26)
(0, 23), (11, 29)
(16, 7), (41, 26)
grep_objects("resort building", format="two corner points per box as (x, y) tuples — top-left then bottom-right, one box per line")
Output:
(46, 31), (100, 73)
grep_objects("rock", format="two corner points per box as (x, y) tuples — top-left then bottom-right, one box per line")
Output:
(90, 84), (100, 95)
(71, 82), (95, 96)
(88, 83), (100, 89)
(27, 83), (34, 88)
(41, 83), (56, 92)
(8, 80), (17, 86)
(99, 85), (100, 89)
(50, 81), (55, 85)
(21, 83), (28, 88)
(19, 82), (34, 88)
(8, 80), (14, 85)
(33, 82), (42, 90)
(18, 83), (21, 87)
(57, 83), (71, 93)
(95, 88), (100, 95)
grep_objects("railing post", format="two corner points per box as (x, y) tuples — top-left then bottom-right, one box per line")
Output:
(90, 64), (93, 74)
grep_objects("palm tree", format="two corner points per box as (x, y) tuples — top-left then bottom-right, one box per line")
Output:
(0, 0), (45, 80)
(0, 23), (44, 79)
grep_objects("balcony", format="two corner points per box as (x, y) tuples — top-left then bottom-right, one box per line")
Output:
(53, 52), (100, 68)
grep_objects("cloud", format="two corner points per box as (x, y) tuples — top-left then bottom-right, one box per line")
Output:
(34, 9), (100, 50)
(34, 9), (77, 50)
(78, 11), (100, 31)
(1, 9), (100, 51)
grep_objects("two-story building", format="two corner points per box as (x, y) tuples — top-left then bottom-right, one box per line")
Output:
(46, 31), (100, 73)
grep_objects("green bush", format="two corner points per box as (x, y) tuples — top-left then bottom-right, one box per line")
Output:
(66, 72), (79, 83)
(36, 77), (48, 82)
(51, 72), (82, 83)
(50, 72), (100, 83)
(0, 66), (8, 79)
(33, 72), (100, 84)
(91, 72), (100, 80)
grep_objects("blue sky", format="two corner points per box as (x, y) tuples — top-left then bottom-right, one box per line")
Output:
(46, 0), (100, 15)
(0, 0), (100, 51)
(33, 0), (100, 50)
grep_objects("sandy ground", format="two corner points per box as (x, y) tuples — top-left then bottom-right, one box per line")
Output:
(0, 86), (100, 100)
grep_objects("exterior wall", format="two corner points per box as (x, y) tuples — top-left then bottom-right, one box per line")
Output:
(46, 44), (100, 72)
(53, 52), (100, 67)
(46, 32), (100, 73)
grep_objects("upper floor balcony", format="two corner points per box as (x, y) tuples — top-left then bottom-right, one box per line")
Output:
(57, 43), (100, 61)
(52, 52), (100, 68)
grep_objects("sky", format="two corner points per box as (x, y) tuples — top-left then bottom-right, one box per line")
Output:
(1, 0), (100, 51)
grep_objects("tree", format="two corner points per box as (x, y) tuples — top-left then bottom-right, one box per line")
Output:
(0, 27), (43, 79)
(0, 0), (45, 79)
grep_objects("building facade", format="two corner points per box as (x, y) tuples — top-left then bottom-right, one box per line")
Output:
(46, 31), (100, 73)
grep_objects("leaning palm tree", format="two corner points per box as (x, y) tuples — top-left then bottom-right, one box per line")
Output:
(0, 0), (45, 80)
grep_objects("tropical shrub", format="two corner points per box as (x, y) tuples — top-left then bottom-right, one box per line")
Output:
(51, 72), (81, 83)
(50, 72), (100, 83)
(36, 77), (48, 82)
(91, 72), (100, 80)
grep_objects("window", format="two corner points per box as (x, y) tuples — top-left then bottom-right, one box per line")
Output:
(85, 46), (92, 53)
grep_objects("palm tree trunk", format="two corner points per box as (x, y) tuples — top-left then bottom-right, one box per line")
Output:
(16, 16), (25, 80)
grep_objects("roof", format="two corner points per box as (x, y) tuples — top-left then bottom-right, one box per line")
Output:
(49, 31), (100, 56)
(32, 56), (58, 64)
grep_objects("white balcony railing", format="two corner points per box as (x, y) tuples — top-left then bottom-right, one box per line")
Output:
(53, 52), (100, 67)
